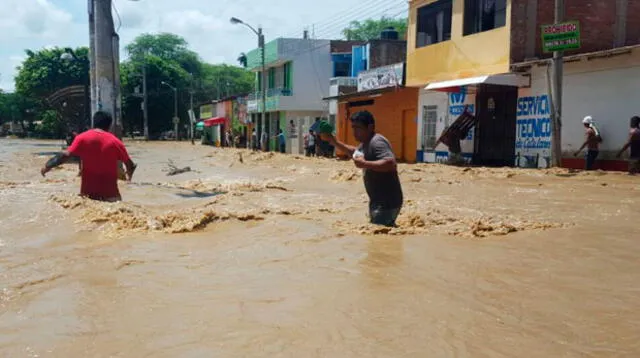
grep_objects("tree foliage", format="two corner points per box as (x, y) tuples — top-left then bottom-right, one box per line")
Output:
(121, 33), (254, 137)
(11, 46), (90, 137)
(342, 17), (408, 41)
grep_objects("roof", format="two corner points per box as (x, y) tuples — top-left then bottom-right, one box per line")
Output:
(511, 44), (640, 69)
(322, 86), (398, 101)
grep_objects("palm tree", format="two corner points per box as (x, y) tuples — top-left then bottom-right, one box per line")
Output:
(237, 53), (248, 68)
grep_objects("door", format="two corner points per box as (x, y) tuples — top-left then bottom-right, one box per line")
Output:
(474, 84), (518, 167)
(402, 109), (418, 163)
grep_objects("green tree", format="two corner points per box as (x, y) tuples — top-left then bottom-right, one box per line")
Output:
(121, 33), (254, 138)
(13, 47), (90, 137)
(342, 17), (408, 41)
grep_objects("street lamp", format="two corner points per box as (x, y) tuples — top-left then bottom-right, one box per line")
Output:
(60, 48), (91, 130)
(231, 16), (267, 151)
(161, 81), (179, 141)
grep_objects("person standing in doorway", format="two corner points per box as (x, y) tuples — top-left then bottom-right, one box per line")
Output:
(574, 116), (602, 171)
(324, 111), (403, 227)
(616, 116), (640, 175)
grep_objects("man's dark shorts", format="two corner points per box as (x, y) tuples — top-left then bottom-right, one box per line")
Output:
(369, 204), (401, 227)
(585, 150), (599, 170)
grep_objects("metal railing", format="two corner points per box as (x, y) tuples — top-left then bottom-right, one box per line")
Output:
(247, 87), (292, 100)
(330, 77), (357, 87)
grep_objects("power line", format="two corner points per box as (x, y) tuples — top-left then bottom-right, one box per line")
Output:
(279, 0), (403, 39)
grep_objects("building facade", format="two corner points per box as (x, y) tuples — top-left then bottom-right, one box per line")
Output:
(244, 37), (336, 154)
(327, 33), (419, 162)
(408, 0), (640, 169)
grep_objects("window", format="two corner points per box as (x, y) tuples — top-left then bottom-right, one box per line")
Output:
(422, 106), (438, 150)
(283, 62), (292, 90)
(416, 0), (452, 48)
(268, 68), (276, 89)
(464, 0), (507, 36)
(334, 61), (351, 77)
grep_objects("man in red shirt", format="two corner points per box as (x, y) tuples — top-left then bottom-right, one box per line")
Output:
(41, 111), (137, 202)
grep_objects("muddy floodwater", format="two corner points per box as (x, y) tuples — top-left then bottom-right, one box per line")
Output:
(1, 138), (640, 357)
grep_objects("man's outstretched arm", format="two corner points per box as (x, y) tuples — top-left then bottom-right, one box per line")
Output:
(41, 151), (71, 176)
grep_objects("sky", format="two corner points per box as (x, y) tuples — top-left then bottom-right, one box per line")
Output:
(0, 0), (408, 92)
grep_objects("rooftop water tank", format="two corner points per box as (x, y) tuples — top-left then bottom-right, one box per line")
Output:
(380, 27), (399, 40)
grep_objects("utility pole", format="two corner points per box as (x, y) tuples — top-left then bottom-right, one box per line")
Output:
(189, 74), (195, 145)
(259, 27), (267, 152)
(142, 64), (149, 140)
(88, 0), (97, 125)
(93, 0), (122, 137)
(551, 0), (564, 167)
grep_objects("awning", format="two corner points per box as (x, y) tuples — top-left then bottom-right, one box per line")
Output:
(425, 74), (530, 92)
(203, 117), (226, 127)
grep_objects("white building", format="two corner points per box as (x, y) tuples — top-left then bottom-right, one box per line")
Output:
(417, 46), (640, 170)
(244, 38), (332, 154)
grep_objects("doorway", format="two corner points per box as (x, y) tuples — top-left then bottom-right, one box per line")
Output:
(473, 84), (517, 167)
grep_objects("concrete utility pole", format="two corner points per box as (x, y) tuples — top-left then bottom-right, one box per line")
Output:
(142, 64), (149, 140)
(93, 0), (122, 137)
(88, 0), (97, 125)
(259, 27), (267, 151)
(551, 0), (564, 167)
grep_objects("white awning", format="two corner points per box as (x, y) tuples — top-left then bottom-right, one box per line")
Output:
(425, 74), (530, 91)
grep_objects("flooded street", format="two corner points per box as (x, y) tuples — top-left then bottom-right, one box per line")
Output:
(1, 138), (640, 357)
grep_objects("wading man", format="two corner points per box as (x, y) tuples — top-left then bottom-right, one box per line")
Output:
(574, 116), (602, 170)
(325, 111), (403, 227)
(41, 111), (137, 202)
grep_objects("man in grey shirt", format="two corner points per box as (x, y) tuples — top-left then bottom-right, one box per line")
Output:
(325, 111), (403, 226)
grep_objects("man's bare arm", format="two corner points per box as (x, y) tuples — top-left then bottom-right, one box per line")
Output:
(41, 151), (71, 176)
(326, 134), (357, 156)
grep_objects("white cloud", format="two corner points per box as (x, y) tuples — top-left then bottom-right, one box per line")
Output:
(0, 0), (408, 91)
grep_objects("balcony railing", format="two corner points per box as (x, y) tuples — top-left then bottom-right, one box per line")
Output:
(330, 77), (357, 87)
(248, 87), (292, 100)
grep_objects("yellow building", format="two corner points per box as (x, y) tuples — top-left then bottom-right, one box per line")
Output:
(407, 0), (529, 166)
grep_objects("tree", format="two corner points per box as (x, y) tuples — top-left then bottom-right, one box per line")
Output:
(121, 33), (254, 138)
(12, 47), (90, 137)
(237, 53), (248, 68)
(342, 17), (408, 41)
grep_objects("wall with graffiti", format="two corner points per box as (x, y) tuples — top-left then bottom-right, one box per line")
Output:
(515, 91), (552, 168)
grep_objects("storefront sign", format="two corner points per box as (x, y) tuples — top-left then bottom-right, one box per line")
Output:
(200, 104), (213, 119)
(542, 21), (581, 53)
(515, 94), (552, 168)
(357, 63), (404, 92)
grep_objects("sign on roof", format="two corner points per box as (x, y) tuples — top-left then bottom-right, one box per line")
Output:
(541, 21), (581, 53)
(357, 63), (404, 92)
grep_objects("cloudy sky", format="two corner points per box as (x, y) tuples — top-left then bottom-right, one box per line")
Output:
(0, 0), (407, 92)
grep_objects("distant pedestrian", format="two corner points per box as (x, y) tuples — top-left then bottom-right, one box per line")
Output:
(616, 116), (640, 175)
(276, 129), (286, 153)
(574, 116), (602, 170)
(251, 129), (258, 151)
(304, 129), (316, 156)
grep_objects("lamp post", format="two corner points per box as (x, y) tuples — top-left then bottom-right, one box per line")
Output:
(61, 48), (91, 130)
(161, 81), (179, 141)
(231, 17), (267, 151)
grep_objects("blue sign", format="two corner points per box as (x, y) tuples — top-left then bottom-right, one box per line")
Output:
(515, 95), (551, 150)
(449, 90), (475, 140)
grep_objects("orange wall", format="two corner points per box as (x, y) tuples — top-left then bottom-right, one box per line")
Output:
(336, 87), (419, 163)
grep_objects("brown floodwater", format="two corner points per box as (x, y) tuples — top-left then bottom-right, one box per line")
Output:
(1, 138), (639, 357)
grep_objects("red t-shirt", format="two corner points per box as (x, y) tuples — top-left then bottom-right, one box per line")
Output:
(68, 129), (131, 200)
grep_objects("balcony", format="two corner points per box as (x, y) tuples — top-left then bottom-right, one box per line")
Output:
(247, 87), (293, 113)
(247, 88), (292, 101)
(330, 77), (358, 87)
